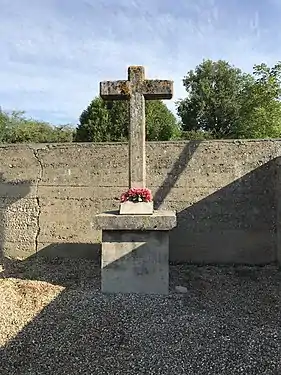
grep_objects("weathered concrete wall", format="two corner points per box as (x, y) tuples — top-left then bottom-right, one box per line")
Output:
(0, 140), (281, 264)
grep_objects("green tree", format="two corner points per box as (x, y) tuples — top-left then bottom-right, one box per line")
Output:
(0, 109), (74, 143)
(0, 108), (11, 142)
(75, 97), (111, 142)
(75, 97), (180, 142)
(106, 101), (129, 141)
(176, 59), (253, 138)
(52, 125), (74, 142)
(145, 100), (181, 140)
(235, 62), (281, 138)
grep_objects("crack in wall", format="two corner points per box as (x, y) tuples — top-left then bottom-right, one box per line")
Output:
(31, 147), (43, 253)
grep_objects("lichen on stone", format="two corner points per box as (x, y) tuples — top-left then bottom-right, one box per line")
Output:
(118, 82), (131, 97)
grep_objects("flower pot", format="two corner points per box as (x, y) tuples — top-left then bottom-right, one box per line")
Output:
(119, 201), (154, 215)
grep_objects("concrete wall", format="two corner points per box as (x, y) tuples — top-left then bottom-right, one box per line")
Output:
(0, 140), (281, 264)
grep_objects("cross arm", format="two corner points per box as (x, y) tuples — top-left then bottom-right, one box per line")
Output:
(100, 80), (131, 100)
(142, 80), (173, 100)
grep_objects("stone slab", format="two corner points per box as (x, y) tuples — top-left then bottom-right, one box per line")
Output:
(101, 230), (169, 294)
(119, 201), (153, 215)
(92, 210), (177, 231)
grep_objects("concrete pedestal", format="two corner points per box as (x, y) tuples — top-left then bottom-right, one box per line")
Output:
(92, 210), (177, 295)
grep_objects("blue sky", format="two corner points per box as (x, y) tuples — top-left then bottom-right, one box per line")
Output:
(0, 0), (280, 126)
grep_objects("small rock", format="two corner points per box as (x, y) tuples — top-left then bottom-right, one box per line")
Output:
(175, 285), (188, 293)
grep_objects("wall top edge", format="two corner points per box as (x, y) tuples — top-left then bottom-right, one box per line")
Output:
(0, 139), (280, 149)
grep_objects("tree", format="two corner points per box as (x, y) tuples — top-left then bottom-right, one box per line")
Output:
(234, 62), (281, 138)
(0, 109), (74, 143)
(52, 125), (74, 142)
(75, 97), (180, 142)
(75, 97), (111, 142)
(106, 101), (129, 141)
(0, 108), (11, 142)
(145, 100), (181, 140)
(177, 59), (281, 139)
(176, 59), (253, 138)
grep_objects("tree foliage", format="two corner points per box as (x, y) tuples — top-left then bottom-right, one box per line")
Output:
(234, 62), (281, 138)
(177, 59), (281, 139)
(76, 97), (111, 142)
(75, 97), (180, 142)
(176, 59), (253, 138)
(145, 100), (181, 140)
(0, 109), (74, 143)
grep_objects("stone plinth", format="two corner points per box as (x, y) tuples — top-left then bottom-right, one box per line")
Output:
(92, 211), (176, 294)
(119, 201), (153, 215)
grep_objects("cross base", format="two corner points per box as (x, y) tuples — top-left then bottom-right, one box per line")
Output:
(92, 211), (177, 294)
(119, 201), (154, 215)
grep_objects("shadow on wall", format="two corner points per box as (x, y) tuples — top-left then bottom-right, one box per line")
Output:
(153, 141), (201, 209)
(154, 154), (277, 264)
(0, 173), (32, 268)
(35, 242), (101, 261)
(150, 141), (277, 264)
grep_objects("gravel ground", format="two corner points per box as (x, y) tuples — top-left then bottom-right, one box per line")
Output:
(1, 257), (281, 375)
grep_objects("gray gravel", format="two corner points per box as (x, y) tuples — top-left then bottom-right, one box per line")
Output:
(1, 259), (281, 374)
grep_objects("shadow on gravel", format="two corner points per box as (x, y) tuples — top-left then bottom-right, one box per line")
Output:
(1, 260), (281, 375)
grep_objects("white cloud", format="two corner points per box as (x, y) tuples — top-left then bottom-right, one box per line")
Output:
(0, 0), (280, 124)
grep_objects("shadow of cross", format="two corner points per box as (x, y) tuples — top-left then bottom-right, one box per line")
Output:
(100, 66), (173, 189)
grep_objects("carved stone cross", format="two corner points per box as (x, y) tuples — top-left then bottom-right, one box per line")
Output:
(100, 66), (173, 188)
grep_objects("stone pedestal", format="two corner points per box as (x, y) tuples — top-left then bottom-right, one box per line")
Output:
(92, 210), (176, 295)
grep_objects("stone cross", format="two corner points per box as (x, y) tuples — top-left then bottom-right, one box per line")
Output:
(100, 66), (173, 188)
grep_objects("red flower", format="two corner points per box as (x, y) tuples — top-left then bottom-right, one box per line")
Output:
(120, 187), (153, 202)
(120, 193), (128, 202)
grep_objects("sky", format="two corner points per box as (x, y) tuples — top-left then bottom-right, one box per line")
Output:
(0, 0), (281, 126)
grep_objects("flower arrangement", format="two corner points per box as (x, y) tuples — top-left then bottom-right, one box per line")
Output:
(120, 187), (153, 203)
